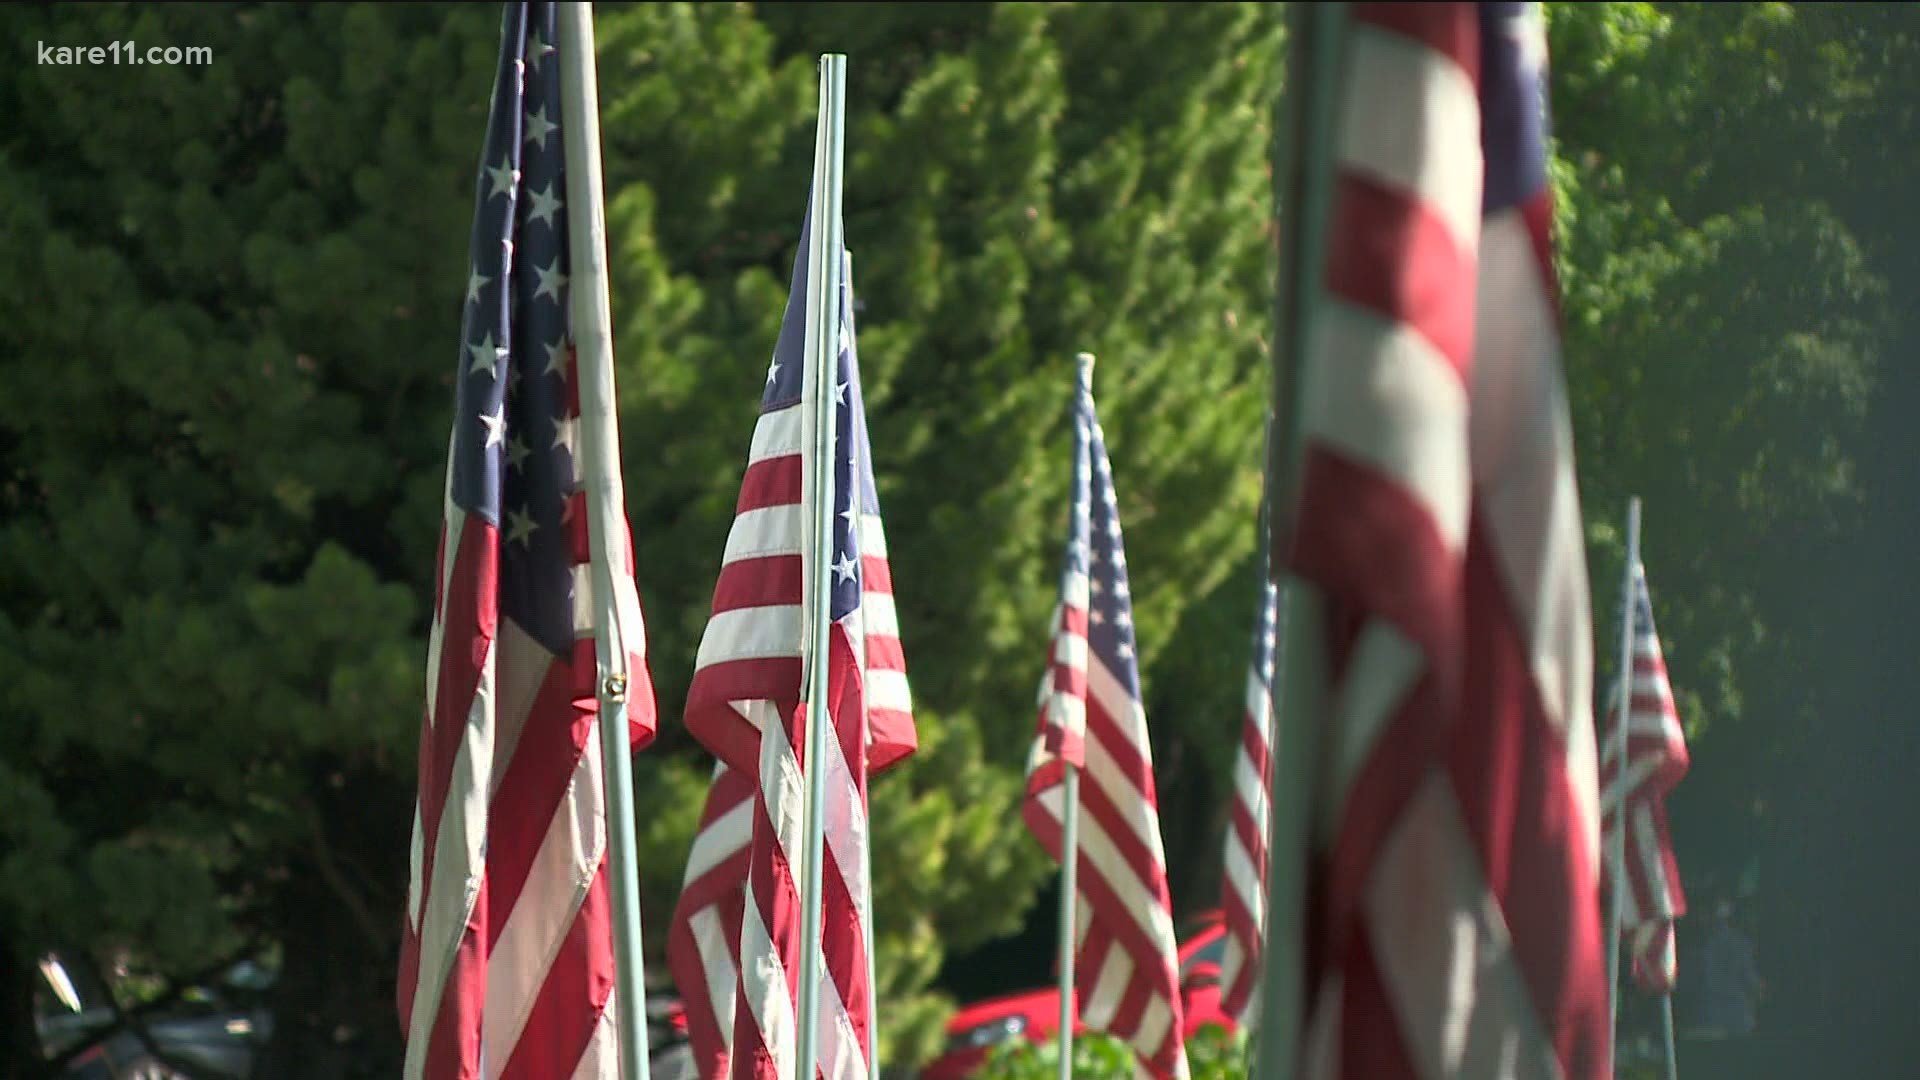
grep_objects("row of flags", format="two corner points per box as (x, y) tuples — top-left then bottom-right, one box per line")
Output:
(400, 3), (1693, 1079)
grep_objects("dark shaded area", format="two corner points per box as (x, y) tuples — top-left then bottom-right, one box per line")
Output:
(1744, 225), (1920, 1075)
(1667, 5), (1920, 1073)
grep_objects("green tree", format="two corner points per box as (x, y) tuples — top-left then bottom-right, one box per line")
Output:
(1544, 2), (1913, 1072)
(2, 3), (1914, 1077)
(0, 3), (502, 1075)
(0, 1), (1286, 1072)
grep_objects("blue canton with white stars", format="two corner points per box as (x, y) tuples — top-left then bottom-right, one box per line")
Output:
(1631, 570), (1656, 640)
(1480, 1), (1552, 216)
(1249, 576), (1279, 690)
(759, 203), (867, 625)
(1082, 415), (1141, 698)
(1058, 366), (1094, 616)
(448, 3), (577, 659)
(1249, 448), (1283, 689)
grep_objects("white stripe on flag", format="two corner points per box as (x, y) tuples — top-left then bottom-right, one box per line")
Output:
(404, 638), (496, 1079)
(1307, 303), (1472, 554)
(1366, 773), (1561, 1080)
(484, 732), (607, 1075)
(722, 506), (808, 565)
(694, 605), (806, 670)
(1338, 22), (1484, 247)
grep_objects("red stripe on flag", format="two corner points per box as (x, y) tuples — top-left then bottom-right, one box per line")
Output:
(863, 635), (906, 675)
(1228, 803), (1266, 881)
(1453, 524), (1607, 1075)
(397, 919), (423, 1034)
(737, 455), (804, 514)
(1326, 174), (1478, 382)
(423, 522), (501, 834)
(564, 492), (591, 565)
(1330, 930), (1421, 1080)
(732, 726), (806, 1080)
(414, 519), (500, 978)
(483, 649), (594, 948)
(867, 708), (917, 774)
(420, 886), (488, 1080)
(1354, 2), (1481, 80)
(497, 856), (617, 1078)
(686, 662), (804, 780)
(667, 766), (756, 1080)
(1518, 194), (1565, 328)
(433, 521), (450, 623)
(561, 347), (581, 417)
(1290, 449), (1462, 660)
(710, 555), (804, 615)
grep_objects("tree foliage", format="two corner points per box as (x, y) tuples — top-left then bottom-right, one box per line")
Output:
(0, 2), (1912, 1077)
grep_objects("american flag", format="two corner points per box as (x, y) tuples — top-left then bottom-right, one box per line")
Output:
(1282, 4), (1607, 1077)
(398, 5), (656, 1078)
(678, 199), (913, 1080)
(1218, 545), (1280, 1025)
(1599, 564), (1689, 994)
(667, 761), (754, 1079)
(1023, 361), (1189, 1080)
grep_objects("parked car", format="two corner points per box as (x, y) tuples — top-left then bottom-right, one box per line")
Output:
(35, 951), (696, 1079)
(922, 910), (1233, 1079)
(34, 952), (270, 1079)
(648, 990), (698, 1080)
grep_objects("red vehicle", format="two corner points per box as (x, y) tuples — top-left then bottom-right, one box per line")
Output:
(921, 910), (1234, 1080)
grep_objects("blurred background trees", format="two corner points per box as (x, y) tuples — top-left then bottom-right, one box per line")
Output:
(0, 2), (1913, 1076)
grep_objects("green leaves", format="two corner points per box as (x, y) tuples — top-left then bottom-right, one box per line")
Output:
(978, 1024), (1247, 1080)
(0, 2), (1908, 1074)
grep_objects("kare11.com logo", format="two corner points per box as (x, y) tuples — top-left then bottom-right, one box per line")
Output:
(38, 40), (212, 66)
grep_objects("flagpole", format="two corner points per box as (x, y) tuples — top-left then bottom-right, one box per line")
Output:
(1252, 4), (1346, 1079)
(796, 51), (848, 1080)
(1606, 496), (1643, 1060)
(864, 821), (879, 1077)
(1660, 992), (1680, 1080)
(556, 5), (652, 1078)
(1056, 760), (1080, 1080)
(1051, 352), (1099, 1080)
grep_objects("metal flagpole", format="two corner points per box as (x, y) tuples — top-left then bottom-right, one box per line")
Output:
(796, 52), (848, 1080)
(1606, 496), (1643, 1061)
(1055, 351), (1096, 1080)
(1252, 4), (1346, 1079)
(1056, 764), (1080, 1080)
(556, 5), (652, 1078)
(1660, 992), (1680, 1080)
(864, 820), (879, 1079)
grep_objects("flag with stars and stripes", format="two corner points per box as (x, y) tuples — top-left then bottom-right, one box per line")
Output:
(672, 244), (917, 1076)
(679, 199), (915, 1080)
(1218, 531), (1281, 1026)
(398, 5), (657, 1079)
(1280, 3), (1607, 1077)
(1023, 363), (1189, 1080)
(1600, 563), (1690, 994)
